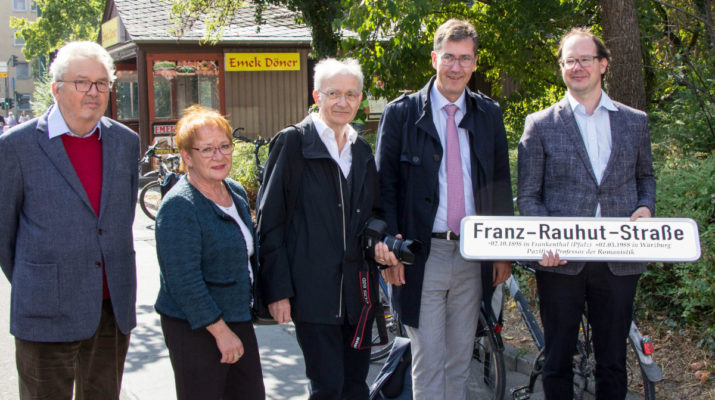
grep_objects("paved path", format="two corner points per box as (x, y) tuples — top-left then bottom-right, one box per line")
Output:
(0, 205), (540, 399)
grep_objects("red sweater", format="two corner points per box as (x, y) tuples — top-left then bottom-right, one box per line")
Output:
(62, 131), (110, 299)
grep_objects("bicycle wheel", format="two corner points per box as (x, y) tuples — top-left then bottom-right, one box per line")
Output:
(627, 338), (657, 400)
(139, 181), (162, 220)
(469, 312), (506, 400)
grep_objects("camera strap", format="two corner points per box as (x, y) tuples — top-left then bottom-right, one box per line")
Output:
(351, 269), (388, 350)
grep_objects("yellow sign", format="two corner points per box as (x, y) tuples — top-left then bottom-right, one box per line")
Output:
(225, 53), (300, 71)
(102, 17), (120, 48)
(0, 72), (7, 78)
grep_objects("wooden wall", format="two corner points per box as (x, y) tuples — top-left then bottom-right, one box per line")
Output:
(224, 47), (311, 139)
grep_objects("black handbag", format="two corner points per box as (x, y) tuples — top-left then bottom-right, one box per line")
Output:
(250, 253), (277, 325)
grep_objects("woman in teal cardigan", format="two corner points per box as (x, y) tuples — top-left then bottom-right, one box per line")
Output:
(155, 105), (264, 400)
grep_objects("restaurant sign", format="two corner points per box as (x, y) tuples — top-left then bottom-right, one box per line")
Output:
(225, 53), (300, 71)
(460, 216), (701, 263)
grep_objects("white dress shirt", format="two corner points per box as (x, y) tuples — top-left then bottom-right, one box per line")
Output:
(47, 103), (102, 139)
(429, 86), (476, 233)
(567, 90), (618, 217)
(311, 112), (358, 178)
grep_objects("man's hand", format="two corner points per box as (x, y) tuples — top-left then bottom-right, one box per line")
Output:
(268, 298), (291, 324)
(630, 206), (652, 221)
(493, 261), (512, 286)
(538, 250), (568, 267)
(206, 319), (244, 364)
(375, 236), (405, 286)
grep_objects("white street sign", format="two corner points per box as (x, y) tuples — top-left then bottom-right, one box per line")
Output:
(460, 216), (701, 262)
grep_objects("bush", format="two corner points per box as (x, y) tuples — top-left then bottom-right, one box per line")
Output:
(637, 150), (715, 349)
(229, 141), (267, 208)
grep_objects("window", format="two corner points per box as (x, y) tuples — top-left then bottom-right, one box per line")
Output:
(116, 70), (139, 120)
(152, 59), (220, 120)
(17, 94), (31, 111)
(30, 1), (36, 11)
(13, 0), (26, 12)
(15, 62), (30, 80)
(13, 30), (25, 47)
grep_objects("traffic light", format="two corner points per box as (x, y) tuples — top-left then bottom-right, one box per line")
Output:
(10, 55), (18, 66)
(5, 98), (13, 109)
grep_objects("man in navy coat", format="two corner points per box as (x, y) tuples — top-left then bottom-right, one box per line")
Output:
(518, 27), (655, 399)
(0, 41), (139, 399)
(375, 19), (513, 400)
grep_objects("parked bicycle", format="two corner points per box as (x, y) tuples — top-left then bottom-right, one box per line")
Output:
(138, 143), (181, 220)
(371, 272), (506, 400)
(506, 262), (662, 400)
(232, 127), (269, 184)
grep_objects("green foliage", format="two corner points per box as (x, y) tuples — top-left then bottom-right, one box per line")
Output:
(229, 141), (268, 207)
(637, 149), (715, 348)
(169, 0), (247, 43)
(10, 0), (104, 60)
(30, 70), (54, 116)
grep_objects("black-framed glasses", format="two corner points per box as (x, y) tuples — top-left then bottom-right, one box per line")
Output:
(560, 55), (601, 69)
(319, 89), (361, 103)
(192, 143), (235, 158)
(439, 53), (476, 68)
(57, 79), (113, 93)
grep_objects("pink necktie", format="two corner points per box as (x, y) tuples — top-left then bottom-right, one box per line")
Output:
(444, 104), (465, 234)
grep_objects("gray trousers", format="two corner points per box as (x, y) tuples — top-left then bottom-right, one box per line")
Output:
(404, 238), (482, 400)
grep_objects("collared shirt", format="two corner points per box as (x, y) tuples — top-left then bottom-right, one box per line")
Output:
(567, 90), (618, 217)
(429, 85), (476, 233)
(48, 103), (102, 140)
(311, 112), (358, 178)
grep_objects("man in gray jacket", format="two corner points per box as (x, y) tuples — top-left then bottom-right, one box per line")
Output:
(0, 41), (139, 399)
(518, 27), (655, 399)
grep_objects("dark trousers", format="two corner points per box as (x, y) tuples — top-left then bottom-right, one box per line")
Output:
(161, 315), (265, 400)
(15, 300), (130, 400)
(294, 321), (371, 400)
(536, 263), (640, 400)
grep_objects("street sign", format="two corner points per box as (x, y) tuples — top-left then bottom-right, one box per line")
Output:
(0, 61), (7, 73)
(460, 216), (702, 262)
(0, 72), (8, 78)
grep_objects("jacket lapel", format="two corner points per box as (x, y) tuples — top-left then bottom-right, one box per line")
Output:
(557, 98), (598, 184)
(415, 78), (441, 146)
(35, 114), (96, 214)
(600, 104), (624, 184)
(460, 91), (492, 182)
(98, 118), (117, 220)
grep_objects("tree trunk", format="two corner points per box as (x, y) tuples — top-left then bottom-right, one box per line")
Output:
(600, 0), (647, 110)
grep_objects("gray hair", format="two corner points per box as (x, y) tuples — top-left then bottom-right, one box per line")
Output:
(313, 58), (364, 93)
(50, 41), (116, 85)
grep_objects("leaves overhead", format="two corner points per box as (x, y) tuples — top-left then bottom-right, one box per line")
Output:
(10, 0), (104, 60)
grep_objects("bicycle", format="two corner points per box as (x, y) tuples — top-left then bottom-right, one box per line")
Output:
(232, 127), (269, 184)
(506, 263), (662, 400)
(138, 143), (181, 220)
(371, 273), (507, 400)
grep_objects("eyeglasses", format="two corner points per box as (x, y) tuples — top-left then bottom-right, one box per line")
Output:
(319, 90), (361, 103)
(560, 55), (601, 69)
(57, 79), (113, 93)
(439, 53), (476, 68)
(191, 143), (235, 158)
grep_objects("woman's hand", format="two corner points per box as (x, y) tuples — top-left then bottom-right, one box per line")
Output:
(375, 238), (405, 286)
(206, 319), (244, 364)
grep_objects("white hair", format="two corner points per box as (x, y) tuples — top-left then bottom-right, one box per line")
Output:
(313, 58), (364, 93)
(50, 41), (116, 85)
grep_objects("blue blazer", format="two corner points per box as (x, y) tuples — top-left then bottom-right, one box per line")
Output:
(0, 110), (140, 342)
(517, 97), (656, 275)
(155, 176), (256, 329)
(375, 77), (514, 327)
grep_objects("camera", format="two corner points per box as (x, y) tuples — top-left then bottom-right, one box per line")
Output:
(363, 218), (422, 266)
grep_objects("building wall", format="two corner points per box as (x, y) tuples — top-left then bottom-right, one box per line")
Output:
(1, 0), (38, 117)
(223, 47), (311, 139)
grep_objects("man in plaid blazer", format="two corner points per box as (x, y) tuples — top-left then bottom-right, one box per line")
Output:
(517, 27), (655, 399)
